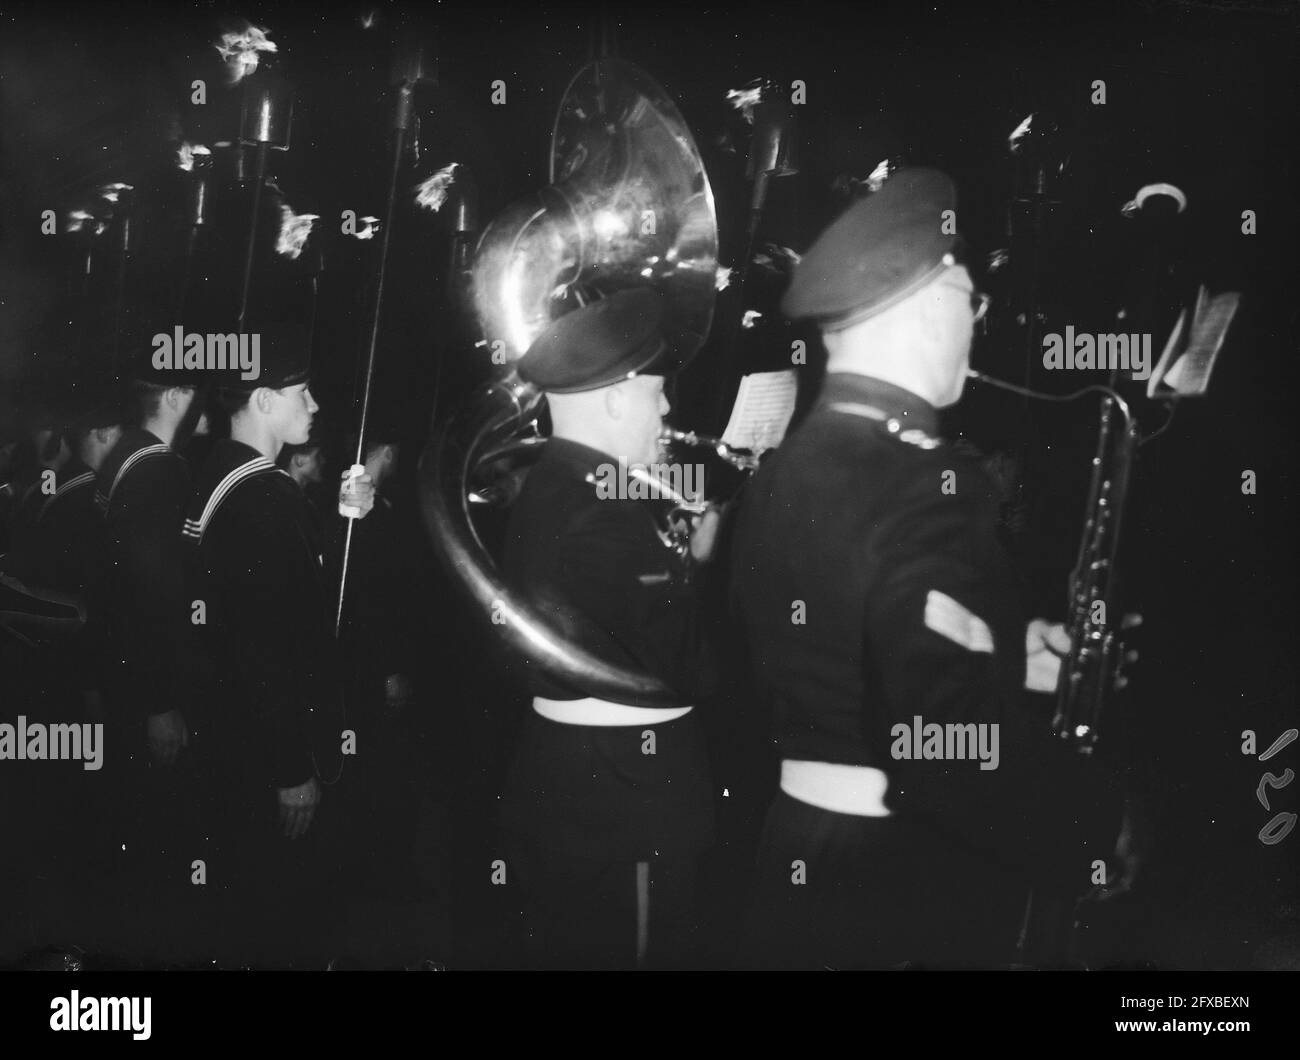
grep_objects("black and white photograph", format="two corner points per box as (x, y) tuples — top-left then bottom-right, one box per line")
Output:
(0, 0), (1296, 1031)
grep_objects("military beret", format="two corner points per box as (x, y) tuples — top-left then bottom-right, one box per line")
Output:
(782, 167), (960, 330)
(516, 289), (670, 394)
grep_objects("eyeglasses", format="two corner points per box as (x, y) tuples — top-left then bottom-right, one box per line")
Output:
(940, 283), (991, 326)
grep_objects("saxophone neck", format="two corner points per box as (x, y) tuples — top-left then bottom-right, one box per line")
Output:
(660, 428), (761, 471)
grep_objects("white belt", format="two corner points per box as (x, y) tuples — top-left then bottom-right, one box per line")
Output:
(532, 696), (693, 727)
(780, 759), (892, 818)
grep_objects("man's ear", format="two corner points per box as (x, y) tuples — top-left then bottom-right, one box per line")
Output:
(165, 386), (196, 412)
(253, 387), (275, 414)
(291, 452), (306, 468)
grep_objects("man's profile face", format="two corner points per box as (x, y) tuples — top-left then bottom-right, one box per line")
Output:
(933, 265), (976, 353)
(269, 383), (319, 446)
(927, 264), (977, 406)
(617, 374), (669, 465)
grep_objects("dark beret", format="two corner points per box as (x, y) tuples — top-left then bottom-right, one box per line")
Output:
(516, 289), (669, 394)
(782, 168), (959, 329)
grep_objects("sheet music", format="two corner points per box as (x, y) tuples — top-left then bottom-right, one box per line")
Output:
(1164, 289), (1240, 396)
(1147, 306), (1189, 398)
(1149, 286), (1241, 398)
(721, 370), (798, 453)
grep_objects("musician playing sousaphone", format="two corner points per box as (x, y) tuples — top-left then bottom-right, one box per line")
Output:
(732, 168), (1125, 968)
(499, 288), (722, 970)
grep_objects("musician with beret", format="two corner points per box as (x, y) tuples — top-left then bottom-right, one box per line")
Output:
(499, 289), (720, 969)
(732, 169), (1122, 968)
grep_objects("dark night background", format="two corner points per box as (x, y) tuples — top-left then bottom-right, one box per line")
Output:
(0, 0), (1296, 968)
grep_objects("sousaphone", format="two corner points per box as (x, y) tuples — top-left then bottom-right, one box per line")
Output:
(418, 57), (719, 704)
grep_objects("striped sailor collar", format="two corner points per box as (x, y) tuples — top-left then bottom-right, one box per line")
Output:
(98, 428), (169, 486)
(96, 428), (174, 510)
(189, 439), (285, 500)
(184, 439), (287, 543)
(40, 460), (96, 517)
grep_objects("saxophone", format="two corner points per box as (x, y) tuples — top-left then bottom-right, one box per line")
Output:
(968, 371), (1138, 753)
(1052, 391), (1138, 753)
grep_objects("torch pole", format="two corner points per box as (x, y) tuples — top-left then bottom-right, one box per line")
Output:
(237, 142), (269, 332)
(334, 81), (414, 638)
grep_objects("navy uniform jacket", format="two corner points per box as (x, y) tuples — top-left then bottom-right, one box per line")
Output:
(14, 460), (102, 595)
(97, 429), (192, 723)
(183, 439), (344, 790)
(6, 460), (106, 691)
(499, 437), (717, 861)
(732, 373), (1117, 886)
(502, 437), (716, 705)
(3, 480), (47, 563)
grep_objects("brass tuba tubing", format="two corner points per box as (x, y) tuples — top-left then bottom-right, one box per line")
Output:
(417, 381), (679, 706)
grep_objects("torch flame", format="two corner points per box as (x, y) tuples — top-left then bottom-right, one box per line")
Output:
(176, 143), (212, 171)
(276, 204), (319, 259)
(66, 210), (95, 234)
(216, 24), (278, 85)
(742, 309), (762, 329)
(1008, 113), (1034, 153)
(98, 182), (132, 204)
(726, 83), (764, 125)
(714, 265), (733, 291)
(415, 163), (460, 212)
(866, 159), (893, 192)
